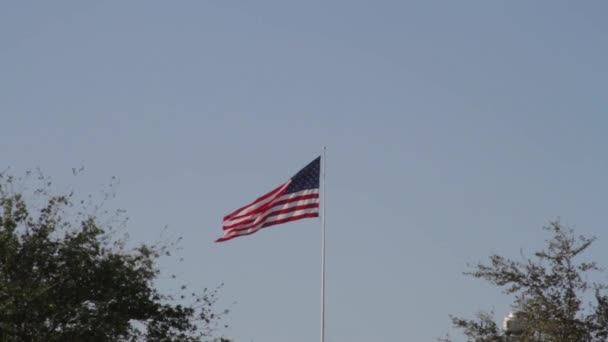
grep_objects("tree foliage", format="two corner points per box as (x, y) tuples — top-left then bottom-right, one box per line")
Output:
(443, 221), (608, 342)
(0, 172), (230, 342)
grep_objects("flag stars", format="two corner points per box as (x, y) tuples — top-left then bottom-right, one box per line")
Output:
(285, 157), (320, 194)
(216, 156), (321, 242)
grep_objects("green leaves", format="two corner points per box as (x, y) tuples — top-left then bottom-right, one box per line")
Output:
(446, 221), (608, 342)
(0, 172), (229, 342)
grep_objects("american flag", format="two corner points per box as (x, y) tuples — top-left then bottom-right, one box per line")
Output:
(216, 157), (321, 242)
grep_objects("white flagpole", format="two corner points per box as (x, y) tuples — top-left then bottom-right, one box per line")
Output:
(321, 146), (327, 342)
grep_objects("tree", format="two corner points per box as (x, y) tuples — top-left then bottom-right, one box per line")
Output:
(442, 221), (608, 342)
(0, 172), (230, 342)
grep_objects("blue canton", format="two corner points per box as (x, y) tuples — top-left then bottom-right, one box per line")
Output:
(285, 156), (320, 194)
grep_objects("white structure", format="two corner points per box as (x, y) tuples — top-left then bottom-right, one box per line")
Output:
(503, 312), (525, 335)
(503, 312), (546, 342)
(503, 312), (525, 342)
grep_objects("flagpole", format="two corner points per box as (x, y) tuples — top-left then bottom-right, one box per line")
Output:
(321, 146), (327, 342)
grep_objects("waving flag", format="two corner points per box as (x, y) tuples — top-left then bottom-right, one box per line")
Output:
(216, 156), (321, 242)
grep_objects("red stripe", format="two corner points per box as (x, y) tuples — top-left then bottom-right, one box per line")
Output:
(260, 212), (319, 228)
(222, 198), (281, 229)
(215, 212), (319, 243)
(272, 193), (319, 207)
(215, 229), (259, 243)
(266, 203), (319, 220)
(224, 203), (319, 232)
(225, 192), (318, 223)
(223, 182), (288, 221)
(223, 194), (319, 229)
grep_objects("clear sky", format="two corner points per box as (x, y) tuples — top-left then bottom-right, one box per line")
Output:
(1, 1), (607, 341)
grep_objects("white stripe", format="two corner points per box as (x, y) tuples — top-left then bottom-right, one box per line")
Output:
(263, 207), (319, 224)
(229, 206), (319, 232)
(223, 188), (319, 227)
(277, 188), (319, 201)
(220, 226), (261, 239)
(220, 208), (319, 239)
(268, 197), (319, 212)
(224, 210), (263, 227)
(224, 198), (319, 230)
(225, 181), (290, 220)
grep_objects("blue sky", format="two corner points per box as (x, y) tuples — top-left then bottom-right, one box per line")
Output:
(1, 1), (607, 341)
